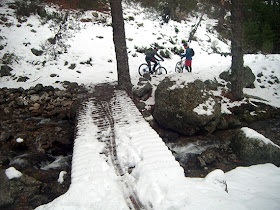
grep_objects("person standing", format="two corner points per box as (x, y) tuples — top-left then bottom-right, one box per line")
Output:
(181, 43), (194, 72)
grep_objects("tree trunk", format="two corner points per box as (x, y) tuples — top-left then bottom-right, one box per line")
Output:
(109, 0), (132, 97)
(231, 0), (244, 100)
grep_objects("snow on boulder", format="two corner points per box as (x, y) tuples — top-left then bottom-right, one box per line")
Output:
(153, 77), (221, 136)
(231, 127), (280, 166)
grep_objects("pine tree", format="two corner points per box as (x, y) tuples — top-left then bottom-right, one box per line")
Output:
(109, 0), (132, 97)
(231, 0), (244, 100)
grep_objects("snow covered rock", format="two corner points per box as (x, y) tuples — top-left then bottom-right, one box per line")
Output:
(205, 169), (228, 192)
(153, 78), (221, 136)
(231, 127), (280, 166)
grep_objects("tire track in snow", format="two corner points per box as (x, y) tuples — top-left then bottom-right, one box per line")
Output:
(84, 93), (145, 210)
(70, 86), (184, 209)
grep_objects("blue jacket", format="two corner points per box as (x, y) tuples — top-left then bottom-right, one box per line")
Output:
(181, 48), (192, 60)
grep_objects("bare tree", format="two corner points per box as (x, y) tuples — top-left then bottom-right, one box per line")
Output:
(231, 0), (244, 100)
(109, 0), (132, 97)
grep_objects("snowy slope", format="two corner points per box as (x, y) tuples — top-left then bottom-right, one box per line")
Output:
(0, 1), (279, 108)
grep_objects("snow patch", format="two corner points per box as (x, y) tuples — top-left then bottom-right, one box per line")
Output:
(58, 171), (67, 184)
(193, 97), (215, 116)
(5, 167), (22, 179)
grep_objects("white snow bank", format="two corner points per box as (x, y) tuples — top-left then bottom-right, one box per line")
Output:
(226, 163), (280, 210)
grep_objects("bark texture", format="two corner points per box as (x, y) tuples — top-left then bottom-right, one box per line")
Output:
(231, 0), (244, 100)
(109, 0), (132, 97)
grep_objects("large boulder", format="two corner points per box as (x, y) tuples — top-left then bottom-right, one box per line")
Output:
(231, 127), (280, 166)
(153, 78), (221, 136)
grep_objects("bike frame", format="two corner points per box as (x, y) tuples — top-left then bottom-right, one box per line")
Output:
(147, 61), (162, 72)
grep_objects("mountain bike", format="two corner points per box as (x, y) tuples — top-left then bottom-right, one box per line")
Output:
(175, 57), (191, 73)
(138, 61), (167, 76)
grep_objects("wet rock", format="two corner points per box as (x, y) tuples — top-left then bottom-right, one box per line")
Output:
(199, 149), (217, 165)
(0, 168), (42, 208)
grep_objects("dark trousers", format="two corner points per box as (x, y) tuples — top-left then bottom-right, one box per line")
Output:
(145, 57), (158, 71)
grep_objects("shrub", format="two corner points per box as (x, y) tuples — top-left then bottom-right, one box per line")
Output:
(135, 46), (147, 54)
(171, 47), (184, 55)
(160, 49), (171, 58)
(14, 0), (46, 18)
(2, 53), (17, 64)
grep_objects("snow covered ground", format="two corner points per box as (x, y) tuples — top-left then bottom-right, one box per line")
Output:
(1, 0), (280, 209)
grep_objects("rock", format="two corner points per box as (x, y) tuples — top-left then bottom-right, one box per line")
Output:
(31, 48), (43, 56)
(40, 91), (50, 102)
(133, 82), (152, 99)
(30, 94), (40, 102)
(219, 66), (255, 88)
(136, 102), (146, 111)
(17, 76), (29, 82)
(68, 63), (76, 70)
(217, 116), (228, 129)
(30, 103), (40, 111)
(0, 131), (11, 142)
(243, 66), (256, 88)
(204, 79), (219, 90)
(29, 195), (49, 208)
(219, 70), (230, 81)
(0, 65), (13, 77)
(143, 72), (151, 81)
(34, 83), (44, 92)
(231, 127), (280, 166)
(0, 169), (42, 208)
(200, 149), (217, 164)
(153, 78), (221, 136)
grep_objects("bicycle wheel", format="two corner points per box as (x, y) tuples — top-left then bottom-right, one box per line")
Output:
(138, 63), (150, 76)
(175, 61), (184, 73)
(155, 66), (167, 75)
